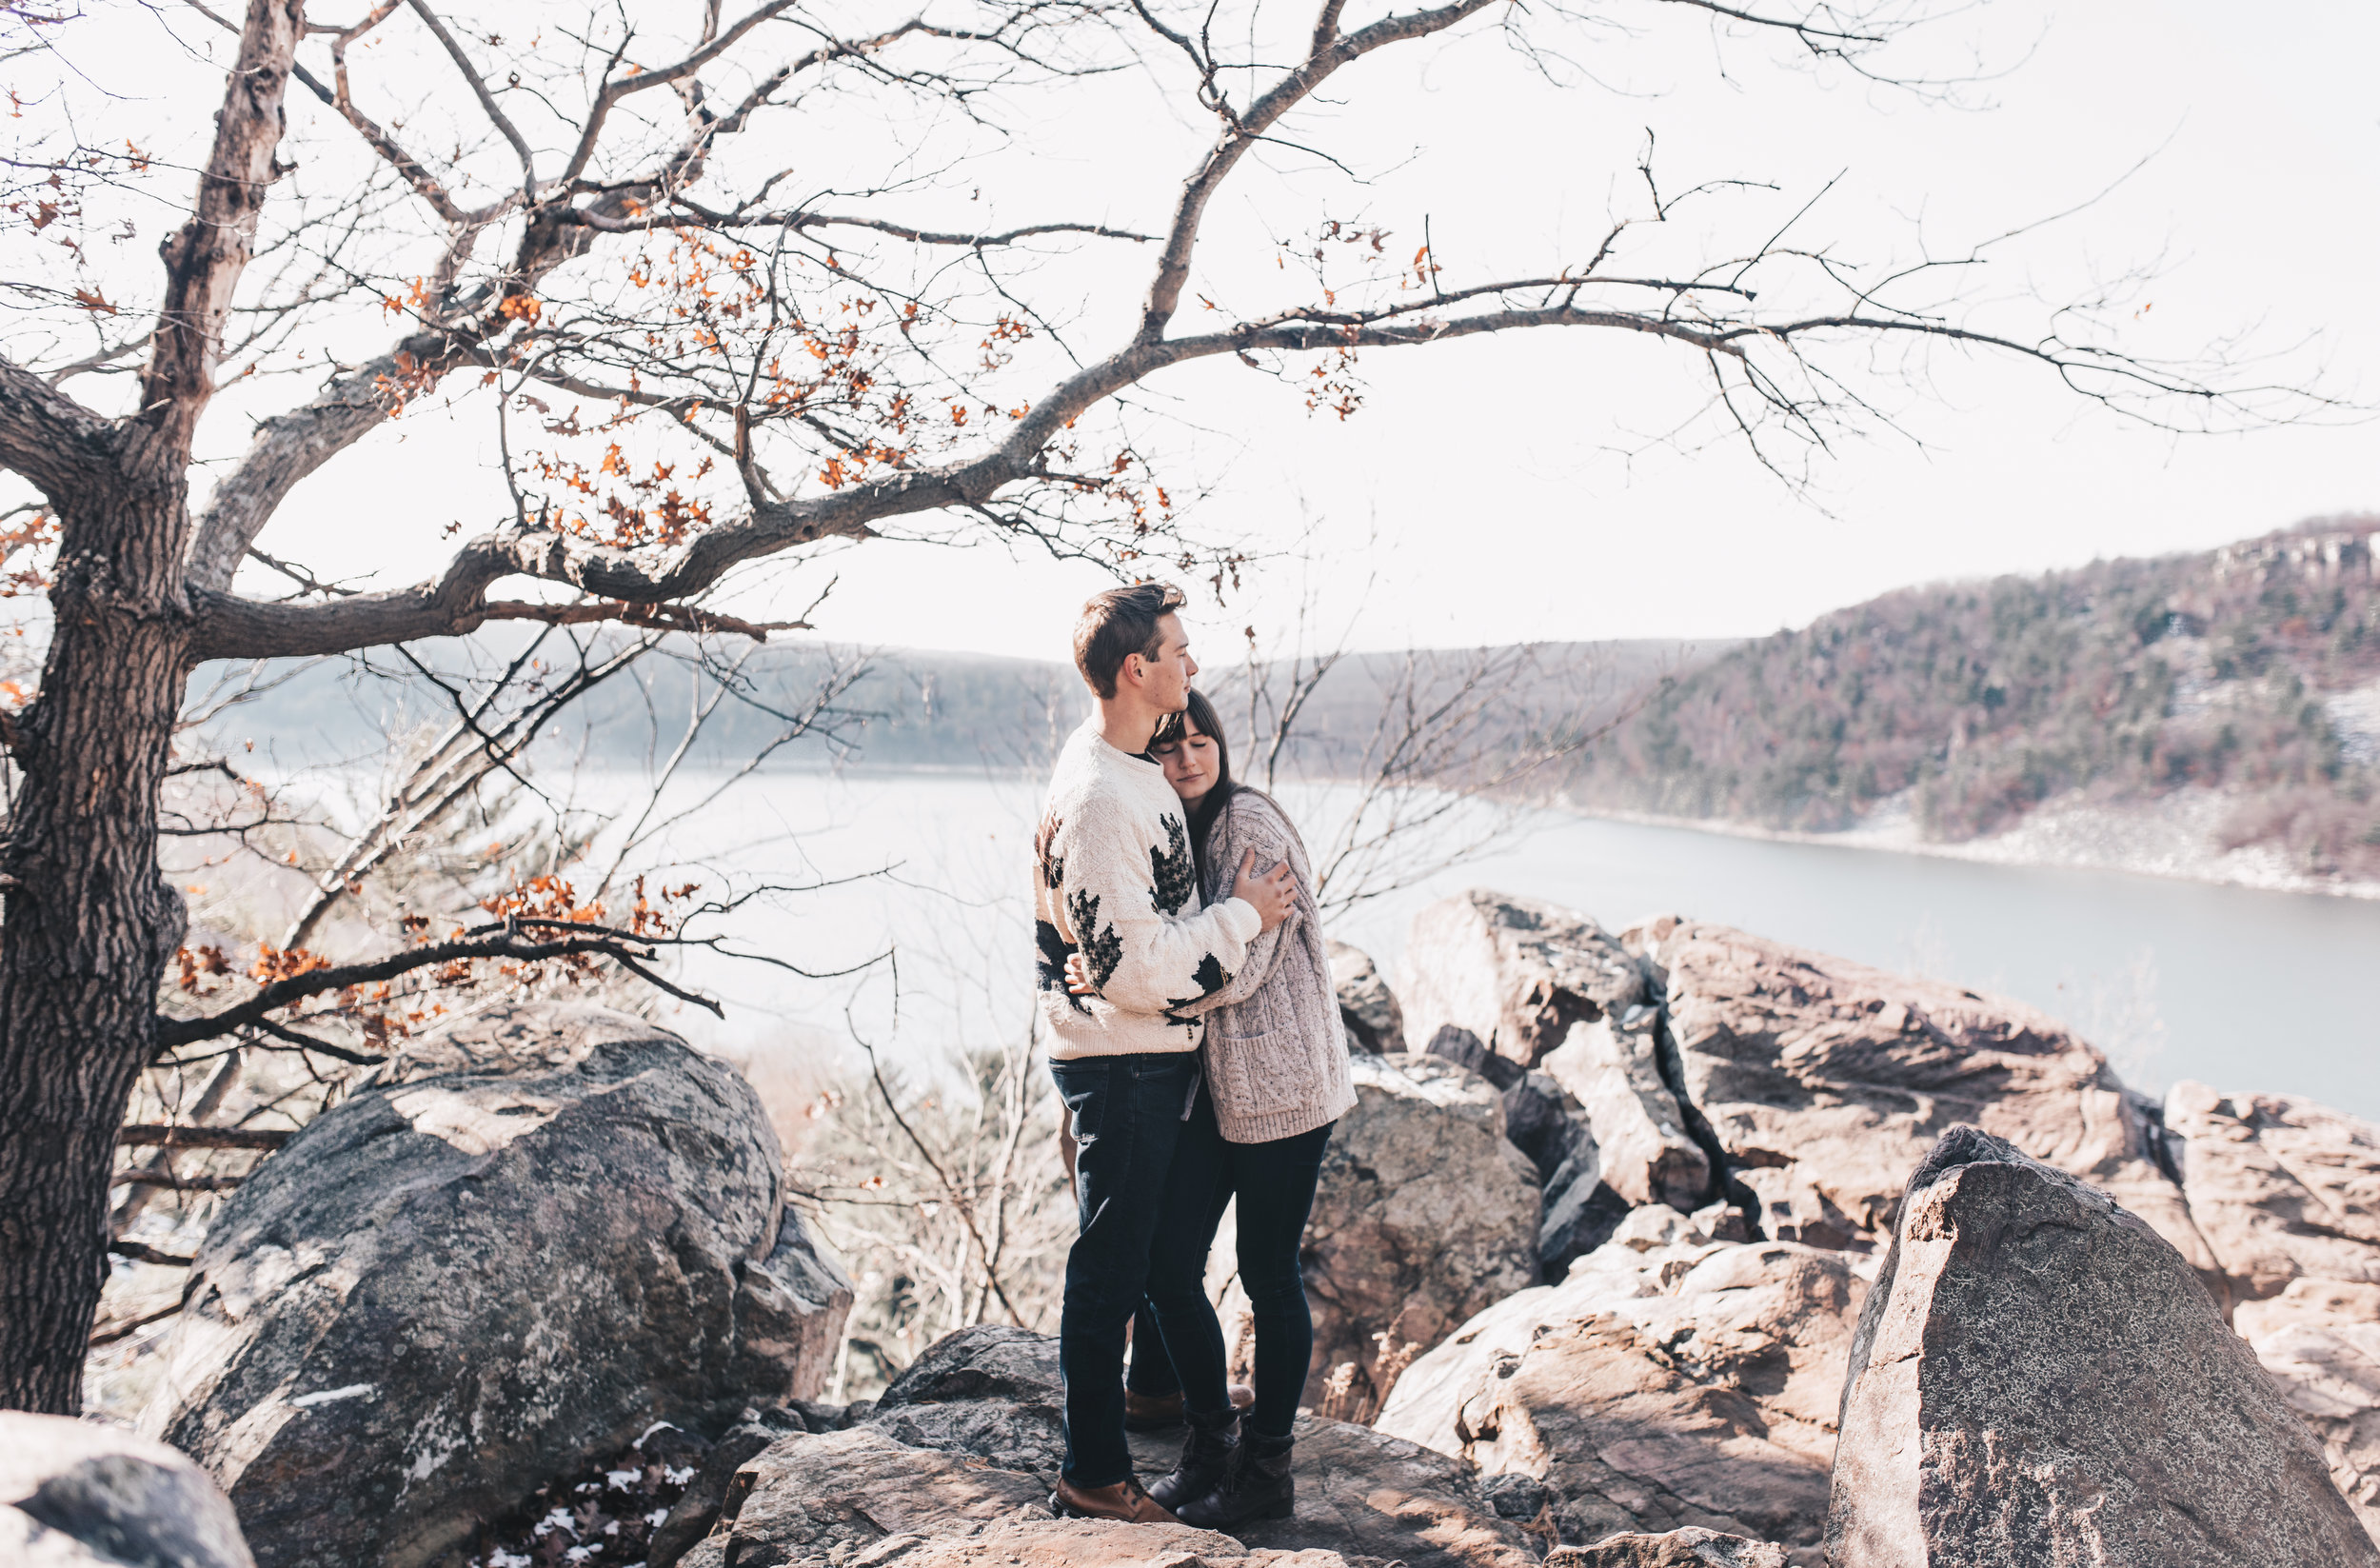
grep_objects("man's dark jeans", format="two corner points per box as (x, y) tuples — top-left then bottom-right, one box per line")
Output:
(1138, 1085), (1336, 1439)
(1050, 1050), (1200, 1488)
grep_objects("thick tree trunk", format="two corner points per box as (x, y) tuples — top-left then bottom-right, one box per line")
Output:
(0, 0), (296, 1410)
(0, 434), (191, 1412)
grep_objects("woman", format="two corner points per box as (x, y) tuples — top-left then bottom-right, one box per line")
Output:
(1066, 687), (1354, 1527)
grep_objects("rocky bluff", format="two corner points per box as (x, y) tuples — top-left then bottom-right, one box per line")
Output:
(21, 891), (2380, 1568)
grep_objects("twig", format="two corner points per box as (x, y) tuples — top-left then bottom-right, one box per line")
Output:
(118, 1124), (290, 1150)
(858, 1040), (1027, 1328)
(109, 1171), (245, 1192)
(89, 1301), (183, 1347)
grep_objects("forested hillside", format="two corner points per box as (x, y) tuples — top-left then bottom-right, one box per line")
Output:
(1568, 519), (2380, 880)
(200, 634), (1716, 777)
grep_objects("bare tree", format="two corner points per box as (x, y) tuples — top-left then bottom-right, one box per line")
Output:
(795, 1035), (1073, 1395)
(1217, 585), (1651, 912)
(0, 0), (2319, 1406)
(84, 629), (869, 1385)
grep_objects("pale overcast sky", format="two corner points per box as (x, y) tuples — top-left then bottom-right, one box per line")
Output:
(41, 0), (2380, 666)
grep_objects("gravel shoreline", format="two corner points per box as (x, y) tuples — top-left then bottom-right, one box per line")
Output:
(1571, 786), (2380, 902)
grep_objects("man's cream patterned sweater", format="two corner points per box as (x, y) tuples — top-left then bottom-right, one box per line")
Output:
(1033, 719), (1259, 1059)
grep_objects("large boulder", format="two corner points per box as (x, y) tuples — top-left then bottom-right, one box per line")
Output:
(0, 1413), (255, 1568)
(1828, 1125), (2376, 1567)
(2164, 1082), (2380, 1535)
(1633, 919), (2217, 1287)
(674, 1325), (1537, 1568)
(1399, 892), (1649, 1069)
(1328, 939), (1404, 1054)
(1302, 1052), (1541, 1419)
(1378, 1223), (1861, 1561)
(140, 1003), (852, 1568)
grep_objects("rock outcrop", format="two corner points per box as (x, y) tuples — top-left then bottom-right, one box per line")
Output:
(1383, 895), (2380, 1557)
(2165, 1080), (2380, 1300)
(1301, 1052), (1541, 1419)
(1633, 918), (2217, 1287)
(141, 1003), (853, 1568)
(1378, 1222), (1861, 1561)
(1329, 939), (1404, 1054)
(1, 1413), (256, 1568)
(1829, 1125), (2377, 1568)
(2164, 1082), (2380, 1534)
(1536, 1005), (1708, 1246)
(1400, 892), (1649, 1068)
(672, 1325), (1537, 1568)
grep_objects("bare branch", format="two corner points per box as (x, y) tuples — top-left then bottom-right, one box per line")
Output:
(0, 351), (113, 500)
(403, 0), (539, 195)
(155, 923), (719, 1050)
(327, 3), (489, 228)
(140, 0), (306, 454)
(1137, 0), (1500, 343)
(557, 0), (805, 189)
(117, 1123), (289, 1150)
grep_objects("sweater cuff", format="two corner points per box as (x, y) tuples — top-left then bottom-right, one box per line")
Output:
(1214, 896), (1262, 946)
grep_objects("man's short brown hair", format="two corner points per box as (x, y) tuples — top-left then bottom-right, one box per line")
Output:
(1073, 581), (1186, 699)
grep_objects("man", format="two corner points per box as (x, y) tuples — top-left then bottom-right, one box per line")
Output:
(1034, 581), (1295, 1523)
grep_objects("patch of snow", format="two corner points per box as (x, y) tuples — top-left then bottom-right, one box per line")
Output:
(486, 1554), (533, 1568)
(632, 1420), (678, 1448)
(288, 1382), (375, 1409)
(663, 1464), (695, 1486)
(605, 1468), (642, 1491)
(2326, 680), (2380, 767)
(532, 1507), (575, 1539)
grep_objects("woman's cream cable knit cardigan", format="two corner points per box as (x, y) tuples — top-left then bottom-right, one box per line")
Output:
(1175, 789), (1357, 1143)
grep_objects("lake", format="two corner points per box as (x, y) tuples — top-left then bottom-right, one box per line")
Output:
(568, 766), (2380, 1119)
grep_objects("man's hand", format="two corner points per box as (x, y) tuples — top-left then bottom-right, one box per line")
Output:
(1230, 846), (1297, 933)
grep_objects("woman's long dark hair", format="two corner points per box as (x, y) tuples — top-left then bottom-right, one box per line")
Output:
(1153, 687), (1239, 892)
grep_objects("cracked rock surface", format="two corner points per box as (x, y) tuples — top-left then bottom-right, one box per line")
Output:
(1830, 1125), (2377, 1568)
(1388, 891), (2380, 1556)
(673, 1325), (1536, 1568)
(1378, 1223), (1861, 1563)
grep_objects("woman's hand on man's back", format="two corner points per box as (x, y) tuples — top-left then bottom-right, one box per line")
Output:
(1230, 845), (1297, 932)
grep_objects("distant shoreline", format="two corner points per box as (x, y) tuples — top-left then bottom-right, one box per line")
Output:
(1563, 791), (2380, 903)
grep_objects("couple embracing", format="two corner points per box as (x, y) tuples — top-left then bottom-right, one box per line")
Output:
(1032, 582), (1356, 1528)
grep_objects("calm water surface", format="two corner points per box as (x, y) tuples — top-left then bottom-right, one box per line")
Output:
(596, 768), (2380, 1118)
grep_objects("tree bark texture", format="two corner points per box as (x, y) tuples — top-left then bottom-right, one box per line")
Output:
(0, 443), (196, 1412)
(0, 0), (298, 1412)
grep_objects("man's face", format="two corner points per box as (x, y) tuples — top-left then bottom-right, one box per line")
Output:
(1134, 612), (1198, 711)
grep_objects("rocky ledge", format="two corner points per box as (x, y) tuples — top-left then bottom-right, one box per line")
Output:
(42, 890), (2380, 1568)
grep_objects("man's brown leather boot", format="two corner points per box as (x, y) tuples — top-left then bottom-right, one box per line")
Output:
(1122, 1389), (1187, 1433)
(1050, 1474), (1182, 1524)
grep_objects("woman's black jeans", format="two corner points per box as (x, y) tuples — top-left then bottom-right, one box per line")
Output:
(1049, 1050), (1201, 1488)
(1136, 1084), (1336, 1439)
